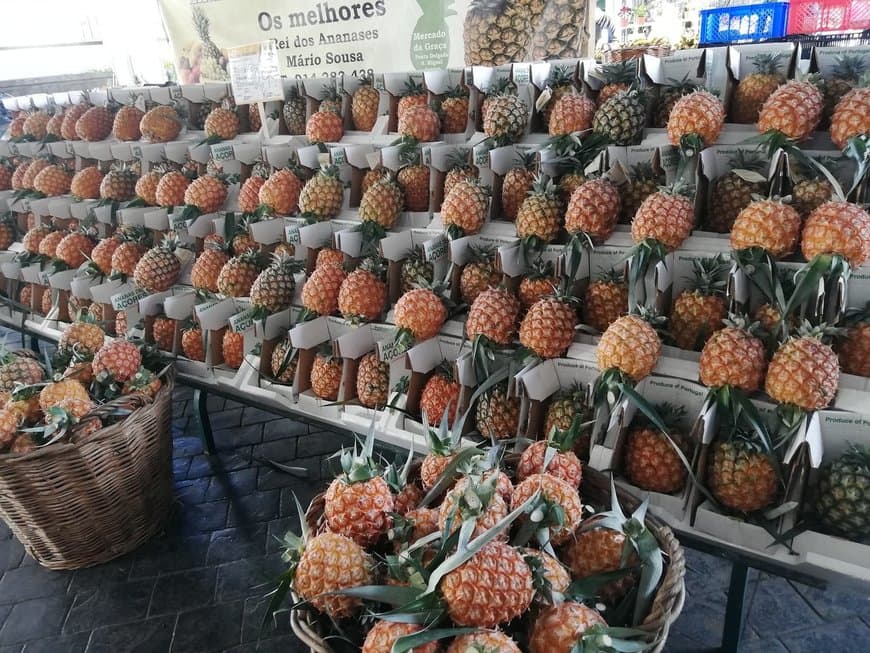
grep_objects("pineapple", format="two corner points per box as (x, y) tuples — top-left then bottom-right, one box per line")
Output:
(632, 185), (696, 251)
(282, 86), (307, 135)
(583, 269), (628, 333)
(356, 352), (389, 408)
(500, 151), (537, 221)
(111, 229), (148, 277)
(362, 622), (436, 653)
(21, 159), (50, 190)
(707, 152), (768, 233)
(247, 103), (262, 132)
(561, 529), (637, 604)
(518, 259), (558, 312)
(306, 109), (343, 144)
(184, 175), (228, 213)
(758, 78), (824, 141)
(0, 215), (15, 250)
(765, 325), (840, 411)
(519, 294), (577, 359)
(801, 201), (870, 270)
(708, 434), (779, 513)
(351, 74), (380, 131)
(515, 175), (562, 246)
(10, 160), (32, 191)
(482, 94), (528, 145)
(528, 602), (607, 653)
(217, 250), (266, 298)
(419, 364), (461, 426)
(140, 105), (183, 143)
(259, 169), (303, 215)
(33, 165), (71, 197)
(38, 230), (66, 258)
(624, 403), (690, 493)
(359, 175), (404, 230)
(475, 383), (520, 440)
(592, 90), (645, 145)
(439, 475), (509, 539)
(270, 335), (297, 383)
(311, 350), (341, 401)
(837, 305), (870, 377)
(544, 383), (593, 459)
(597, 61), (638, 106)
(221, 331), (244, 369)
(75, 106), (113, 141)
(517, 423), (583, 488)
(361, 165), (390, 195)
(315, 247), (345, 270)
(622, 162), (662, 223)
(250, 253), (302, 313)
(564, 177), (621, 242)
(441, 178), (489, 237)
(338, 259), (387, 322)
(0, 350), (45, 392)
(58, 319), (105, 357)
(440, 542), (533, 627)
(442, 149), (478, 200)
(654, 76), (699, 127)
(181, 323), (205, 362)
(134, 171), (161, 206)
(667, 90), (725, 148)
(133, 239), (184, 292)
(539, 64), (577, 127)
(55, 231), (95, 269)
(670, 255), (729, 351)
(22, 111), (50, 139)
(700, 316), (767, 393)
(396, 153), (431, 212)
(190, 241), (229, 293)
(511, 473), (582, 544)
(731, 54), (786, 124)
(0, 160), (12, 192)
(400, 246), (433, 292)
(466, 286), (521, 346)
(301, 263), (347, 316)
(112, 105), (144, 141)
(815, 444), (870, 542)
(38, 379), (90, 413)
(237, 175), (266, 214)
(459, 245), (501, 305)
(398, 104), (440, 142)
(824, 55), (867, 122)
(548, 93), (595, 136)
(446, 631), (520, 653)
(397, 78), (428, 120)
(99, 168), (138, 202)
(152, 315), (176, 351)
(91, 340), (141, 382)
(597, 314), (662, 382)
(155, 170), (191, 207)
(830, 85), (870, 149)
(792, 171), (834, 221)
(203, 106), (239, 140)
(731, 199), (801, 259)
(0, 408), (20, 451)
(298, 166), (344, 220)
(440, 85), (470, 133)
(463, 1), (536, 65)
(62, 104), (90, 140)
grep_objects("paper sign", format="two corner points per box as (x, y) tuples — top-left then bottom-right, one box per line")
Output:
(111, 287), (150, 311)
(227, 41), (284, 105)
(229, 308), (257, 333)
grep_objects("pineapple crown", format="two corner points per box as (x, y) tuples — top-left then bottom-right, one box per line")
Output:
(395, 137), (423, 166)
(545, 64), (574, 89)
(842, 301), (870, 326)
(21, 404), (84, 447)
(748, 52), (785, 77)
(358, 255), (387, 279)
(600, 60), (638, 85)
(663, 73), (699, 93)
(466, 244), (497, 265)
(266, 250), (304, 274)
(594, 267), (626, 285)
(834, 443), (870, 470)
(722, 312), (764, 336)
(444, 84), (469, 99)
(832, 54), (868, 82)
(401, 77), (426, 97)
(544, 409), (592, 453)
(527, 256), (556, 281)
(632, 401), (687, 433)
(729, 149), (768, 174)
(512, 149), (539, 171)
(788, 319), (845, 344)
(628, 161), (660, 183)
(685, 254), (729, 297)
(528, 173), (558, 199)
(484, 76), (513, 98)
(337, 418), (384, 484)
(440, 472), (501, 531)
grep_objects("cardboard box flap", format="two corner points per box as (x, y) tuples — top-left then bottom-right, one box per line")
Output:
(164, 141), (191, 164)
(48, 269), (77, 291)
(643, 49), (706, 85)
(164, 291), (197, 320)
(69, 275), (93, 300)
(249, 218), (284, 245)
(137, 290), (172, 316)
(335, 324), (376, 360)
(289, 316), (330, 349)
(728, 42), (797, 80)
(90, 278), (127, 303)
(254, 309), (292, 340)
(194, 297), (237, 330)
(299, 221), (335, 248)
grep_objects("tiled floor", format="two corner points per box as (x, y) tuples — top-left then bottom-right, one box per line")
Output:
(0, 364), (869, 650)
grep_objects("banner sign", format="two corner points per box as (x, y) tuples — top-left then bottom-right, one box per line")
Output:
(157, 0), (590, 82)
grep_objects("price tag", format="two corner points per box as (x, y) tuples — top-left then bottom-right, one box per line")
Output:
(169, 86), (183, 100)
(171, 211), (190, 230)
(423, 236), (447, 263)
(473, 146), (490, 168)
(227, 41), (284, 105)
(374, 74), (386, 91)
(330, 148), (346, 165)
(422, 148), (432, 166)
(513, 65), (531, 85)
(65, 141), (75, 156)
(210, 143), (234, 162)
(285, 224), (301, 245)
(39, 271), (51, 286)
(377, 336), (410, 363)
(8, 143), (18, 156)
(228, 308), (256, 333)
(111, 287), (149, 311)
(131, 144), (143, 158)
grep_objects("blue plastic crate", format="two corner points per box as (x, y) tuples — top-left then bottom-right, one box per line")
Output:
(699, 2), (790, 45)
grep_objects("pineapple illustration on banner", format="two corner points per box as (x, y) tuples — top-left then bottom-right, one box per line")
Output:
(411, 0), (454, 70)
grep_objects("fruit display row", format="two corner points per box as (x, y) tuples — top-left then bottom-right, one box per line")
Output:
(0, 42), (869, 591)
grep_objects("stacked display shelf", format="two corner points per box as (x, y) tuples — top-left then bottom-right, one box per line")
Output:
(1, 43), (869, 651)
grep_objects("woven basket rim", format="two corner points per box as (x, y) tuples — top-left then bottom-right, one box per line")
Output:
(289, 465), (686, 652)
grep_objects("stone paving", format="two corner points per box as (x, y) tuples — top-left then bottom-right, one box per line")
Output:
(0, 381), (868, 651)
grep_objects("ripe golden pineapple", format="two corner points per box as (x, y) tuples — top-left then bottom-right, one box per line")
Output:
(204, 106), (239, 140)
(801, 201), (870, 269)
(731, 199), (801, 259)
(476, 383), (520, 439)
(306, 110), (343, 144)
(565, 177), (621, 242)
(731, 53), (785, 124)
(441, 178), (488, 236)
(66, 166), (101, 201)
(597, 61), (638, 106)
(316, 247), (344, 270)
(221, 330), (244, 369)
(518, 260), (557, 312)
(459, 246), (501, 305)
(517, 428), (583, 488)
(217, 250), (266, 298)
(440, 85), (469, 133)
(758, 79), (824, 140)
(0, 350), (44, 394)
(823, 55), (867, 123)
(38, 230), (66, 258)
(700, 318), (767, 392)
(670, 256), (729, 351)
(338, 260), (387, 322)
(512, 473), (582, 544)
(837, 310), (870, 377)
(356, 351), (389, 408)
(91, 340), (141, 382)
(155, 170), (191, 207)
(111, 232), (147, 277)
(624, 404), (690, 493)
(548, 93), (595, 136)
(184, 175), (227, 213)
(259, 169), (303, 215)
(592, 90), (645, 145)
(140, 105), (182, 143)
(351, 75), (380, 131)
(181, 324), (205, 361)
(765, 329), (839, 411)
(396, 161), (430, 213)
(466, 286), (521, 346)
(583, 269), (628, 332)
(21, 159), (50, 191)
(398, 104), (440, 142)
(133, 239), (184, 292)
(33, 164), (71, 197)
(561, 528), (636, 604)
(359, 176), (404, 229)
(631, 186), (695, 251)
(654, 77), (698, 127)
(443, 152), (478, 200)
(20, 225), (49, 255)
(709, 437), (778, 513)
(483, 94), (528, 144)
(311, 351), (342, 400)
(515, 175), (562, 245)
(23, 111), (50, 139)
(707, 152), (768, 232)
(830, 86), (870, 149)
(112, 105), (144, 141)
(301, 263), (347, 316)
(528, 602), (608, 653)
(597, 314), (662, 381)
(362, 622), (435, 653)
(237, 175), (265, 214)
(55, 231), (95, 269)
(667, 90), (725, 147)
(75, 106), (113, 141)
(60, 103), (88, 140)
(501, 151), (536, 221)
(298, 166), (344, 220)
(151, 315), (176, 351)
(394, 288), (446, 342)
(519, 295), (577, 359)
(100, 168), (138, 202)
(622, 162), (661, 223)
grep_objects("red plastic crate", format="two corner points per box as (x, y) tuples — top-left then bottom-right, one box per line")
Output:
(787, 0), (870, 34)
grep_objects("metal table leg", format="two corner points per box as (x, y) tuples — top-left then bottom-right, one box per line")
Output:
(721, 561), (749, 653)
(193, 388), (216, 455)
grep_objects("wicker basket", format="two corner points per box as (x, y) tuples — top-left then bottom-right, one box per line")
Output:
(0, 372), (175, 570)
(290, 464), (686, 653)
(601, 45), (672, 64)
